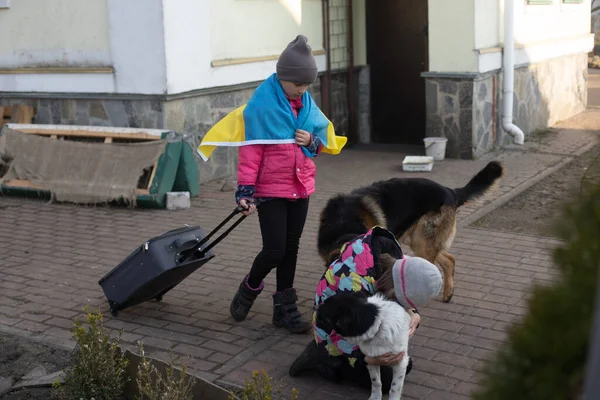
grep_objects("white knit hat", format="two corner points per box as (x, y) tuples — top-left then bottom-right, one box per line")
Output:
(392, 256), (442, 309)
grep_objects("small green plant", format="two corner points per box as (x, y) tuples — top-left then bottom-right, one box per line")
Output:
(229, 369), (299, 400)
(52, 305), (130, 400)
(135, 342), (195, 400)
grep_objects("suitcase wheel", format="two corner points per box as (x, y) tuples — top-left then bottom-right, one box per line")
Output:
(154, 295), (163, 302)
(111, 310), (119, 317)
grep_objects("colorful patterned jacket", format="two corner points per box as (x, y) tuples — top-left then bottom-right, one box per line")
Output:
(312, 226), (404, 368)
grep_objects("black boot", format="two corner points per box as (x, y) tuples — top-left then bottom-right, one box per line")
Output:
(289, 340), (321, 377)
(272, 288), (312, 334)
(230, 275), (264, 322)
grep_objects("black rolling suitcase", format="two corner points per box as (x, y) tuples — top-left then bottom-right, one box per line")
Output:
(98, 207), (246, 317)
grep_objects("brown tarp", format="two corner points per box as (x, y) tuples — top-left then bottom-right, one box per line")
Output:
(0, 128), (167, 205)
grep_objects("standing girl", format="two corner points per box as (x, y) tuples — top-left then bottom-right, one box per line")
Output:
(198, 35), (347, 334)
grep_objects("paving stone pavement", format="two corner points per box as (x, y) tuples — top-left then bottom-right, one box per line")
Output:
(0, 110), (598, 399)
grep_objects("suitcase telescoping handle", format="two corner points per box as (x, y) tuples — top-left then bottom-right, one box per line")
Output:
(178, 206), (246, 263)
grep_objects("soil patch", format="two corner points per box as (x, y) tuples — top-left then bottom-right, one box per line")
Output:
(472, 143), (600, 237)
(0, 332), (71, 400)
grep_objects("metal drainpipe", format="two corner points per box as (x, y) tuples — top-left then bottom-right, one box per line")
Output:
(321, 0), (332, 117)
(346, 0), (355, 143)
(501, 0), (525, 145)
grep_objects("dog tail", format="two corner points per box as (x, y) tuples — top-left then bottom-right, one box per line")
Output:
(454, 161), (504, 206)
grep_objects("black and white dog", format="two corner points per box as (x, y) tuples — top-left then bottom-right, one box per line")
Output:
(316, 256), (442, 400)
(316, 291), (411, 400)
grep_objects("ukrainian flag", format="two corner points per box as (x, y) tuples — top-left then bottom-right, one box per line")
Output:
(197, 73), (347, 161)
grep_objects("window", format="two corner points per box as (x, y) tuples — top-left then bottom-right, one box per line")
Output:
(562, 0), (584, 3)
(527, 0), (553, 4)
(0, 0), (10, 9)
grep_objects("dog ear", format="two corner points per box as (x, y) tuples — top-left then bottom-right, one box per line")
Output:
(353, 291), (369, 300)
(335, 312), (354, 336)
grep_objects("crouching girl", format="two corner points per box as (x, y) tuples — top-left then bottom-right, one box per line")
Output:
(289, 226), (441, 394)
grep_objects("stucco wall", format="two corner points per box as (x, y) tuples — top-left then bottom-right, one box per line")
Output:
(0, 0), (111, 68)
(164, 0), (328, 93)
(209, 0), (324, 61)
(430, 0), (592, 73)
(428, 0), (477, 72)
(508, 0), (591, 45)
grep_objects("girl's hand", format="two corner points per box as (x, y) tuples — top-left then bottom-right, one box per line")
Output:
(238, 199), (256, 216)
(365, 352), (405, 366)
(295, 129), (312, 146)
(408, 309), (421, 337)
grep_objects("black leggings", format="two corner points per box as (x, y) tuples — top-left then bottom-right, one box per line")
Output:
(247, 198), (309, 291)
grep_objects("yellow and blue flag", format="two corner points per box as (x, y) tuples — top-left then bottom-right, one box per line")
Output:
(197, 73), (347, 161)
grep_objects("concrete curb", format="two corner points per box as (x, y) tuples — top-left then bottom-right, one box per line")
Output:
(0, 324), (75, 352)
(458, 140), (599, 229)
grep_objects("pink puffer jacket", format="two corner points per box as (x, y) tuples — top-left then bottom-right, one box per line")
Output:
(237, 143), (316, 199)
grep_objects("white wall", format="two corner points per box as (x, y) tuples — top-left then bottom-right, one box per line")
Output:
(477, 0), (593, 73)
(508, 0), (592, 45)
(474, 0), (499, 49)
(428, 0), (478, 72)
(108, 0), (167, 94)
(0, 0), (329, 95)
(0, 0), (111, 67)
(162, 0), (209, 94)
(163, 0), (326, 94)
(473, 0), (591, 49)
(210, 0), (324, 61)
(430, 0), (593, 73)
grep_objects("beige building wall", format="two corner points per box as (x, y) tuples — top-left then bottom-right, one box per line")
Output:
(209, 0), (324, 62)
(0, 0), (111, 68)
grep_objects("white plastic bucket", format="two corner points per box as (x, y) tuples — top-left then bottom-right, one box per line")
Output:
(423, 137), (448, 161)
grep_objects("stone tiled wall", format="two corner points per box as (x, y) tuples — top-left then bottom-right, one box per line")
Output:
(424, 52), (588, 159)
(425, 77), (475, 159)
(498, 52), (588, 146)
(0, 70), (358, 184)
(329, 0), (350, 70)
(163, 86), (257, 183)
(329, 71), (350, 138)
(472, 75), (495, 158)
(0, 98), (165, 129)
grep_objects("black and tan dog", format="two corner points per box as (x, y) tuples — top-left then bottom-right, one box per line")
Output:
(317, 161), (504, 302)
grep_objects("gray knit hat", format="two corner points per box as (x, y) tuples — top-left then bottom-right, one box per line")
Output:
(392, 256), (442, 309)
(276, 35), (318, 84)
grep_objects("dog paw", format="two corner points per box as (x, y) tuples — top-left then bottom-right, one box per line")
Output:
(368, 396), (383, 400)
(443, 290), (454, 303)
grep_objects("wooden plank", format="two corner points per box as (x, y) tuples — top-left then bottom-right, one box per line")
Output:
(211, 49), (326, 68)
(0, 67), (114, 75)
(2, 180), (39, 189)
(13, 105), (34, 124)
(2, 179), (150, 196)
(104, 137), (113, 143)
(13, 129), (162, 141)
(2, 106), (11, 119)
(5, 123), (167, 137)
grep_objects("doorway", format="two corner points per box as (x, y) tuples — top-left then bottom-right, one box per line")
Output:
(366, 0), (428, 145)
